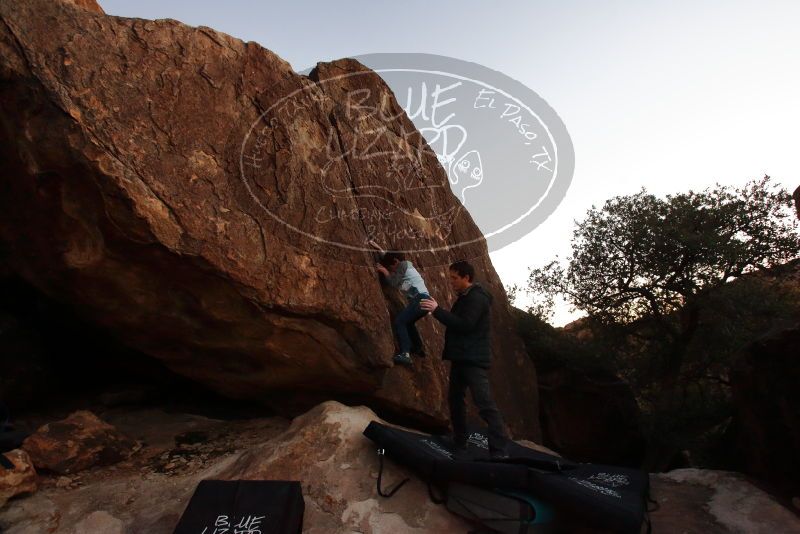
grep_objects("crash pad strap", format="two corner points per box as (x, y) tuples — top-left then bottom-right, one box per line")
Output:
(376, 448), (410, 498)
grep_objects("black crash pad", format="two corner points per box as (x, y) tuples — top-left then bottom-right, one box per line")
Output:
(173, 480), (304, 534)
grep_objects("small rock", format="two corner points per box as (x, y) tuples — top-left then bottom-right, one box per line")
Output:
(22, 411), (138, 475)
(55, 476), (72, 488)
(0, 449), (38, 508)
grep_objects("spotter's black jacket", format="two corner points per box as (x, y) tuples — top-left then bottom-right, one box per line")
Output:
(432, 283), (493, 368)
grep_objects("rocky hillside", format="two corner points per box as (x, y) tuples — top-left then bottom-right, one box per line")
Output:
(0, 0), (539, 437)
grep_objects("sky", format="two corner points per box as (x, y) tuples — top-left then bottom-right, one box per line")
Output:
(101, 0), (800, 325)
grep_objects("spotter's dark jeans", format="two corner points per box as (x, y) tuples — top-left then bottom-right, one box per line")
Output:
(448, 364), (509, 454)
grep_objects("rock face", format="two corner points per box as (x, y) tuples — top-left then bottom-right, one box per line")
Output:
(22, 411), (138, 474)
(0, 449), (37, 509)
(537, 366), (645, 467)
(62, 0), (104, 14)
(729, 324), (800, 497)
(0, 0), (539, 438)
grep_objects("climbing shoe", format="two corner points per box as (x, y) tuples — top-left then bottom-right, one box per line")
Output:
(393, 352), (413, 366)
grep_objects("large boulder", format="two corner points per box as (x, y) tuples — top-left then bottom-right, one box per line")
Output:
(221, 402), (471, 532)
(22, 411), (138, 474)
(0, 0), (539, 438)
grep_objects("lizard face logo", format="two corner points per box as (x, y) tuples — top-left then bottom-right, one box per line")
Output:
(448, 149), (484, 206)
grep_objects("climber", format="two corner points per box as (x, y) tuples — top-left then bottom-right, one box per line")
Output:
(419, 259), (510, 459)
(369, 240), (431, 366)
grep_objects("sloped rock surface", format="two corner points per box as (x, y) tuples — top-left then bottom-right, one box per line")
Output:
(221, 401), (471, 533)
(651, 469), (800, 534)
(0, 0), (539, 438)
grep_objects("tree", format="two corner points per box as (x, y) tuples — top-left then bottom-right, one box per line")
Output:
(526, 176), (800, 469)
